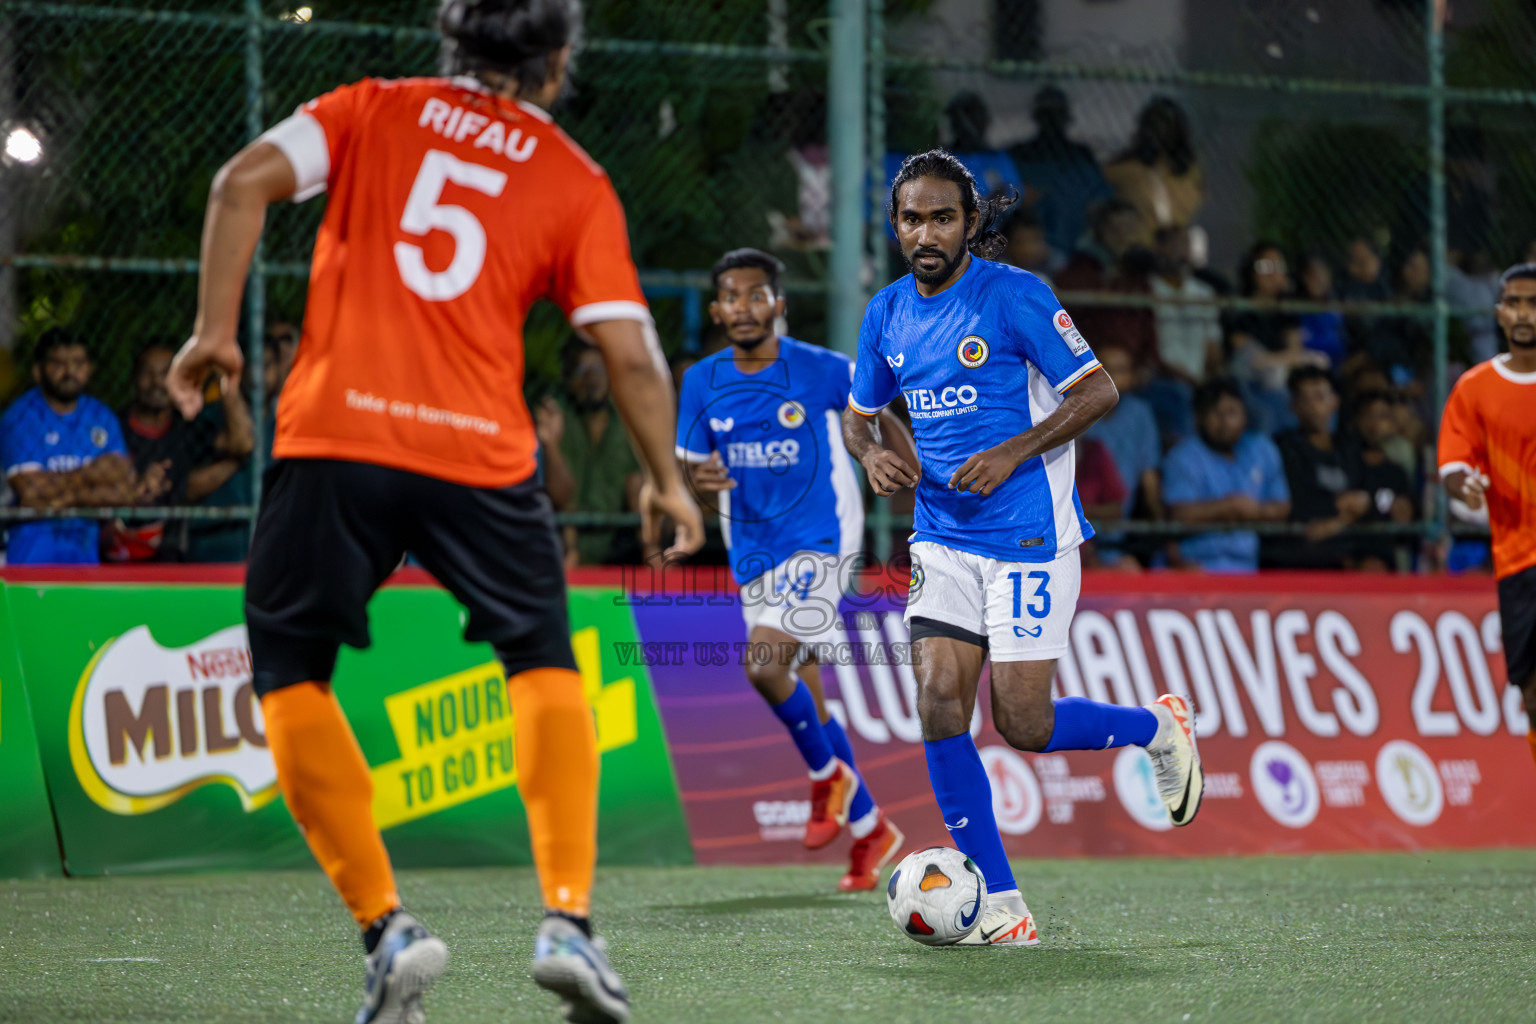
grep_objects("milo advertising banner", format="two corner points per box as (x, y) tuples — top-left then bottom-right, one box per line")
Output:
(3, 575), (690, 876)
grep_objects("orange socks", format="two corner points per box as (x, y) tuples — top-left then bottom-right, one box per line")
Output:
(261, 682), (399, 927)
(507, 667), (599, 917)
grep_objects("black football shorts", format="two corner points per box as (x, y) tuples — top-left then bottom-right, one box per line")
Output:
(1498, 562), (1536, 690)
(244, 458), (576, 695)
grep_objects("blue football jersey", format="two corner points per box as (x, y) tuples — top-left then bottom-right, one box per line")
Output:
(0, 388), (127, 564)
(676, 337), (863, 584)
(849, 258), (1100, 563)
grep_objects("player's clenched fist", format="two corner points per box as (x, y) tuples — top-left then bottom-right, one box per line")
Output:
(688, 451), (737, 493)
(860, 449), (920, 497)
(948, 442), (1022, 496)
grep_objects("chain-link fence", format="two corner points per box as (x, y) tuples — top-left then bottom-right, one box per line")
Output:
(0, 0), (1525, 569)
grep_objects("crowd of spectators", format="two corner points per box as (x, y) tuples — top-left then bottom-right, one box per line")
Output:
(0, 90), (1514, 571)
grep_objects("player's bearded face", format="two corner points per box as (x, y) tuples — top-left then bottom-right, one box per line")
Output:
(895, 179), (976, 287)
(1497, 281), (1536, 348)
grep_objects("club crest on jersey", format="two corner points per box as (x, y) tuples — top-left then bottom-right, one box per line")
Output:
(777, 401), (807, 429)
(1053, 309), (1090, 356)
(91, 426), (108, 448)
(956, 335), (989, 369)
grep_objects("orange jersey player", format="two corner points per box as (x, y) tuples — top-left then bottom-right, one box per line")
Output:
(166, 3), (702, 1023)
(1438, 263), (1536, 767)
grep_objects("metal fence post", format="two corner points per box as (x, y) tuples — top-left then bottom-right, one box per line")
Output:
(866, 0), (892, 564)
(1427, 0), (1449, 541)
(828, 0), (866, 357)
(244, 0), (266, 547)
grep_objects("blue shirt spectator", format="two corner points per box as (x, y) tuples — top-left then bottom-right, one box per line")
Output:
(1163, 378), (1291, 572)
(1085, 345), (1160, 516)
(1, 330), (134, 564)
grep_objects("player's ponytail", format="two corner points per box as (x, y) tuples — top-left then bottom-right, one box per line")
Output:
(886, 149), (1017, 262)
(438, 0), (581, 93)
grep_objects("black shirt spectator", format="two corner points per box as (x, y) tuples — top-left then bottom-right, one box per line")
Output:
(1339, 390), (1417, 571)
(1268, 366), (1368, 569)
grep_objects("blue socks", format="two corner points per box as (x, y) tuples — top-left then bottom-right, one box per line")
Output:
(1042, 697), (1158, 752)
(769, 680), (835, 774)
(924, 733), (1016, 894)
(822, 715), (875, 823)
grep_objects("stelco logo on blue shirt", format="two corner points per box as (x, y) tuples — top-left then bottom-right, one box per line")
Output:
(903, 384), (980, 420)
(726, 439), (801, 469)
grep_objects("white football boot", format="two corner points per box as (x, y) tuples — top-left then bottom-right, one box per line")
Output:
(1146, 694), (1203, 826)
(956, 889), (1040, 947)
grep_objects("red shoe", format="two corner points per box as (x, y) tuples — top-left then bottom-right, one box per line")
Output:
(803, 759), (858, 849)
(838, 813), (905, 891)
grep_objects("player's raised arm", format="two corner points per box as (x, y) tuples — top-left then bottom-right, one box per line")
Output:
(949, 368), (1117, 495)
(168, 141), (297, 419)
(580, 318), (704, 559)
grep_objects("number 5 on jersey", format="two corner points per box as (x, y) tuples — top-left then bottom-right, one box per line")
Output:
(395, 149), (507, 302)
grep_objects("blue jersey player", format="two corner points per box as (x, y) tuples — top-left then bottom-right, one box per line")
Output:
(842, 152), (1205, 945)
(677, 249), (912, 890)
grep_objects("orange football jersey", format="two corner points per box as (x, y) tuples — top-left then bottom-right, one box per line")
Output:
(261, 76), (648, 487)
(1438, 355), (1536, 579)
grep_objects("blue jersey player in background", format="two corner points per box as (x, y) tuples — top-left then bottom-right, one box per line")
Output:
(677, 249), (915, 890)
(842, 152), (1205, 945)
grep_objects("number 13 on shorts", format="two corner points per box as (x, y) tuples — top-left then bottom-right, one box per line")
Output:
(1008, 570), (1051, 619)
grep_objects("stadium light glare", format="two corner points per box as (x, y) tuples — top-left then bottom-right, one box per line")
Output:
(5, 127), (43, 165)
(282, 6), (313, 22)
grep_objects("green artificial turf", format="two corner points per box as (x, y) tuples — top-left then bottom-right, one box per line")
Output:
(3, 850), (1535, 1023)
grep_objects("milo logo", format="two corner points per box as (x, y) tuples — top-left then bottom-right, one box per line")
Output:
(69, 625), (278, 815)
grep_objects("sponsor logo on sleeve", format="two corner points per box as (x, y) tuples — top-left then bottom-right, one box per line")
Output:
(1053, 310), (1090, 356)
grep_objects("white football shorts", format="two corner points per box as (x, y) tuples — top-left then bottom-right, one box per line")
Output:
(739, 550), (849, 645)
(904, 541), (1081, 662)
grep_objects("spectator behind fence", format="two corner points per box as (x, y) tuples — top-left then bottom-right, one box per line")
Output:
(1104, 96), (1204, 242)
(1228, 241), (1327, 434)
(0, 329), (148, 564)
(1338, 236), (1399, 369)
(1446, 249), (1502, 364)
(998, 206), (1059, 285)
(1007, 85), (1111, 258)
(1150, 225), (1221, 383)
(548, 339), (645, 567)
(1056, 198), (1159, 373)
(1298, 254), (1346, 370)
(941, 90), (1021, 198)
(1162, 377), (1290, 572)
(1269, 366), (1368, 570)
(109, 341), (254, 561)
(1340, 389), (1417, 571)
(1084, 343), (1161, 521)
(186, 324), (291, 562)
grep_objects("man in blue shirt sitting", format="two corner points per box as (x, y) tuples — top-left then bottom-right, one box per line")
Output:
(1, 329), (153, 564)
(1162, 377), (1290, 572)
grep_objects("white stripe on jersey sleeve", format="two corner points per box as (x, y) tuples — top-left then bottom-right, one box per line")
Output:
(259, 111), (330, 203)
(676, 446), (712, 463)
(569, 300), (652, 327)
(1053, 359), (1102, 396)
(847, 396), (886, 416)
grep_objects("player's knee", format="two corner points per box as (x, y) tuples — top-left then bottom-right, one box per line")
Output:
(994, 707), (1053, 752)
(916, 686), (969, 741)
(744, 658), (791, 701)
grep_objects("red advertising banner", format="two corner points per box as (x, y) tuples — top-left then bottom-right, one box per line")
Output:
(632, 573), (1532, 863)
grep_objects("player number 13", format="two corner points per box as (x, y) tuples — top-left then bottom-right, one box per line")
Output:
(1008, 570), (1050, 619)
(394, 149), (508, 302)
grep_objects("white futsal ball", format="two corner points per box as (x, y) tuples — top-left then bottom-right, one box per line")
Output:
(885, 846), (988, 945)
